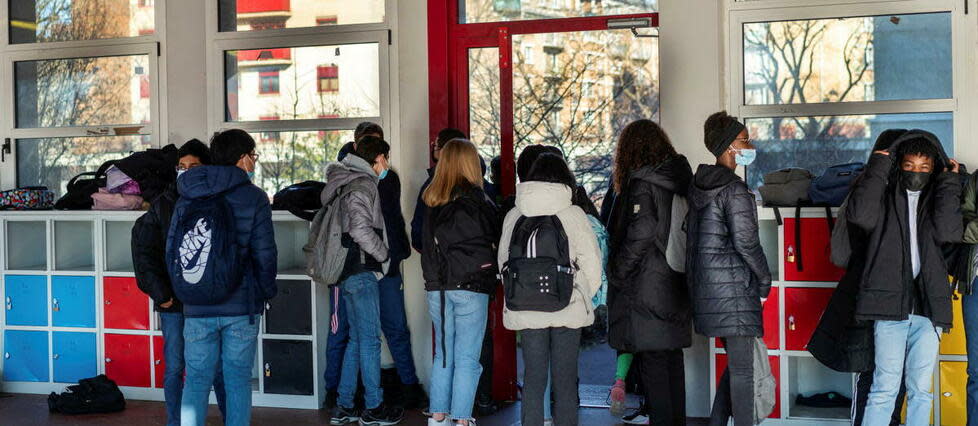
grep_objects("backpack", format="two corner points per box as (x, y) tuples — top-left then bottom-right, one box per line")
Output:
(502, 215), (576, 312)
(758, 168), (813, 207)
(47, 374), (126, 415)
(113, 144), (178, 203)
(809, 163), (864, 207)
(166, 192), (243, 305)
(303, 182), (369, 286)
(664, 194), (689, 273)
(0, 186), (54, 210)
(752, 337), (777, 424)
(54, 161), (117, 210)
(273, 180), (326, 221)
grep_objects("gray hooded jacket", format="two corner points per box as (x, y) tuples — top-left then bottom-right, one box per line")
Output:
(324, 155), (389, 273)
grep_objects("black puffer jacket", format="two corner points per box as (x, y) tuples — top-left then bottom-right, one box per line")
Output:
(132, 184), (182, 313)
(848, 130), (962, 329)
(607, 155), (693, 352)
(686, 164), (772, 338)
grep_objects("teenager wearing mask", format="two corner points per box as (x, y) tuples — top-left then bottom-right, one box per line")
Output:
(606, 119), (693, 426)
(687, 112), (772, 426)
(421, 139), (500, 426)
(411, 128), (467, 253)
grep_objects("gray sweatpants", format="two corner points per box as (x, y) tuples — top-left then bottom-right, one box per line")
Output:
(521, 327), (581, 426)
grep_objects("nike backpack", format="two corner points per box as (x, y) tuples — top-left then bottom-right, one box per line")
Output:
(501, 215), (576, 312)
(166, 194), (242, 305)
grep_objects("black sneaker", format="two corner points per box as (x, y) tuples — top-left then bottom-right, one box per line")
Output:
(359, 404), (404, 426)
(402, 383), (429, 410)
(325, 389), (340, 410)
(331, 406), (361, 425)
(621, 407), (650, 425)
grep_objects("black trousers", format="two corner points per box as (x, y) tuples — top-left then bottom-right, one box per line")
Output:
(852, 369), (906, 426)
(638, 349), (686, 426)
(521, 327), (582, 426)
(710, 337), (754, 426)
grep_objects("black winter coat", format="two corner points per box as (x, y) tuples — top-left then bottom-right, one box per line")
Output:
(687, 165), (772, 338)
(607, 155), (693, 352)
(421, 185), (501, 295)
(132, 184), (182, 313)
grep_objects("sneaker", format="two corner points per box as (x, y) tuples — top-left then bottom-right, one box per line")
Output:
(359, 404), (404, 426)
(427, 416), (450, 426)
(403, 383), (430, 410)
(621, 408), (650, 425)
(543, 420), (554, 426)
(325, 389), (340, 410)
(609, 379), (626, 417)
(330, 406), (361, 425)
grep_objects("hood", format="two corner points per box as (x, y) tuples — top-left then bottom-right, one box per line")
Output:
(872, 129), (908, 152)
(336, 141), (356, 162)
(629, 155), (693, 196)
(689, 164), (742, 209)
(177, 165), (251, 199)
(515, 182), (573, 217)
(323, 154), (378, 203)
(885, 129), (950, 178)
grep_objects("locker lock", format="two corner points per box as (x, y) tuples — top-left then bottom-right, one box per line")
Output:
(105, 300), (111, 305)
(155, 359), (161, 365)
(787, 246), (795, 263)
(264, 363), (271, 377)
(266, 302), (271, 311)
(788, 315), (796, 331)
(4, 352), (9, 359)
(52, 298), (60, 312)
(105, 357), (112, 363)
(53, 354), (59, 360)
(944, 392), (953, 397)
(5, 296), (11, 310)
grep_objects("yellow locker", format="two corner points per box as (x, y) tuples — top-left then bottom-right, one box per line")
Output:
(941, 293), (966, 355)
(940, 361), (967, 426)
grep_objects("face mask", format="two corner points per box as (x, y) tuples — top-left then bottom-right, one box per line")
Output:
(378, 168), (389, 180)
(734, 148), (757, 166)
(901, 170), (930, 192)
(176, 169), (186, 178)
(247, 171), (255, 181)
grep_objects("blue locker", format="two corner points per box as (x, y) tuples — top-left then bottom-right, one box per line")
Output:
(53, 332), (96, 383)
(52, 276), (95, 328)
(4, 275), (47, 326)
(3, 330), (49, 382)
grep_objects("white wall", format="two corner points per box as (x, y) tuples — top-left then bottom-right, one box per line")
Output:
(164, 0), (209, 146)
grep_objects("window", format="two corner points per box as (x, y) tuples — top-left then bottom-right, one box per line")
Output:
(317, 16), (339, 26)
(259, 71), (280, 94)
(460, 0), (657, 24)
(318, 65), (340, 93)
(218, 0), (386, 32)
(9, 0), (156, 43)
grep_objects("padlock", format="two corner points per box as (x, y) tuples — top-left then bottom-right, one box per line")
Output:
(52, 298), (60, 312)
(788, 315), (796, 331)
(264, 362), (271, 377)
(787, 246), (795, 263)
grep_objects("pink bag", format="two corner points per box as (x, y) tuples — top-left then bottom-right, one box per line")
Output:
(91, 188), (144, 210)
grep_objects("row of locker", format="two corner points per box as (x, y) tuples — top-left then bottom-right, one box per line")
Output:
(3, 330), (316, 395)
(4, 275), (314, 335)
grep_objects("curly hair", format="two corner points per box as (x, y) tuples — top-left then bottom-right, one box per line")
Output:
(613, 119), (677, 193)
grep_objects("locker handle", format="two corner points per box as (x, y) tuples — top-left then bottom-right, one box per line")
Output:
(105, 300), (111, 305)
(53, 354), (59, 360)
(4, 352), (9, 359)
(944, 392), (953, 397)
(264, 362), (271, 377)
(788, 315), (796, 331)
(105, 357), (112, 363)
(266, 302), (271, 310)
(52, 298), (60, 311)
(6, 296), (11, 310)
(155, 359), (161, 365)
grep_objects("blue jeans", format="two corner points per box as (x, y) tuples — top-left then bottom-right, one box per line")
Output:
(427, 290), (489, 421)
(864, 315), (939, 426)
(964, 292), (978, 426)
(180, 315), (260, 426)
(159, 312), (226, 426)
(338, 272), (383, 409)
(325, 276), (419, 391)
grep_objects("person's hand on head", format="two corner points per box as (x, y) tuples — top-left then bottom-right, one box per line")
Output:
(948, 158), (961, 173)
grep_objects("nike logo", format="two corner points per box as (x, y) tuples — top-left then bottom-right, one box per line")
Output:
(179, 218), (212, 284)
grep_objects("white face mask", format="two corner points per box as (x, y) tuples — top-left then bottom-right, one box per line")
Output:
(176, 169), (187, 178)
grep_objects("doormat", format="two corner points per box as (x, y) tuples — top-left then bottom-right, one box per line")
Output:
(578, 384), (642, 409)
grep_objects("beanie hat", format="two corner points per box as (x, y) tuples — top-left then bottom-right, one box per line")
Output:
(705, 119), (746, 158)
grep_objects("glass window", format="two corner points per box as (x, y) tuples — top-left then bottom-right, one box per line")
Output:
(218, 0), (385, 32)
(224, 44), (380, 121)
(468, 48), (501, 169)
(16, 135), (152, 197)
(9, 0), (155, 44)
(743, 12), (951, 105)
(15, 55), (152, 128)
(252, 129), (353, 194)
(460, 0), (657, 24)
(259, 71), (280, 94)
(745, 112), (953, 190)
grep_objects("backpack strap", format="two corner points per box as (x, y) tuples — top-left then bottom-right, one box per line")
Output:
(772, 207), (783, 226)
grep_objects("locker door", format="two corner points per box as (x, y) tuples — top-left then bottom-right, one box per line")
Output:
(784, 288), (834, 351)
(104, 333), (151, 387)
(51, 276), (96, 328)
(940, 294), (966, 355)
(3, 330), (49, 382)
(53, 332), (97, 383)
(4, 275), (48, 326)
(783, 218), (845, 282)
(153, 335), (165, 389)
(717, 353), (781, 418)
(262, 339), (313, 395)
(718, 287), (780, 350)
(940, 361), (966, 426)
(265, 280), (312, 335)
(103, 277), (150, 330)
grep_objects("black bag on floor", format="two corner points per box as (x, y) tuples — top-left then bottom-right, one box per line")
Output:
(272, 180), (326, 221)
(48, 374), (126, 414)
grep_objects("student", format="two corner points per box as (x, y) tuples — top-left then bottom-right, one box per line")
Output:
(607, 119), (693, 426)
(132, 140), (226, 426)
(499, 153), (602, 426)
(173, 130), (277, 426)
(411, 127), (467, 253)
(687, 112), (772, 426)
(501, 145), (599, 218)
(421, 139), (499, 426)
(326, 136), (403, 426)
(848, 130), (962, 426)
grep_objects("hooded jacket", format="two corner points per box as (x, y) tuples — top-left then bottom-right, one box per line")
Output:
(498, 182), (603, 331)
(133, 184), (182, 313)
(171, 166), (278, 317)
(687, 164), (772, 338)
(847, 130), (962, 329)
(324, 155), (390, 277)
(607, 155), (693, 352)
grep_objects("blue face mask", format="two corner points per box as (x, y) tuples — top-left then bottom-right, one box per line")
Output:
(247, 171), (255, 181)
(378, 168), (389, 180)
(734, 148), (757, 166)
(176, 169), (186, 178)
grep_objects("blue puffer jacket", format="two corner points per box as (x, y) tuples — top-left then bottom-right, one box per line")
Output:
(171, 165), (278, 317)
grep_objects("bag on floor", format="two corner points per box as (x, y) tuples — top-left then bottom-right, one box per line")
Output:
(753, 337), (777, 424)
(0, 186), (55, 210)
(809, 163), (864, 207)
(48, 374), (126, 415)
(759, 168), (813, 207)
(501, 215), (576, 312)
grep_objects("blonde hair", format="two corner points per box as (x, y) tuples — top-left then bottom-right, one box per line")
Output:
(423, 138), (484, 207)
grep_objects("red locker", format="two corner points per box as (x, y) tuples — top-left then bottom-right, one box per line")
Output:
(104, 277), (150, 330)
(784, 288), (834, 351)
(718, 287), (780, 350)
(716, 354), (780, 419)
(104, 334), (151, 388)
(153, 336), (165, 389)
(783, 218), (845, 282)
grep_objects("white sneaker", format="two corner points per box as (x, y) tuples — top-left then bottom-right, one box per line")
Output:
(543, 420), (554, 426)
(621, 409), (650, 425)
(427, 417), (450, 426)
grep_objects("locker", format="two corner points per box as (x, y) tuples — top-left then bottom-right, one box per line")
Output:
(718, 287), (780, 349)
(784, 287), (834, 351)
(716, 353), (780, 418)
(262, 339), (313, 395)
(940, 361), (966, 426)
(4, 275), (48, 326)
(103, 277), (150, 330)
(940, 293), (966, 355)
(51, 276), (96, 328)
(265, 280), (312, 335)
(53, 332), (97, 383)
(153, 335), (165, 389)
(104, 333), (151, 387)
(783, 218), (845, 282)
(3, 330), (49, 382)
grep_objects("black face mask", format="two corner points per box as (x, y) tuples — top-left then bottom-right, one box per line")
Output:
(900, 170), (931, 192)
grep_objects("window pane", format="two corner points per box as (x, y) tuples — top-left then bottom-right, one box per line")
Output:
(743, 13), (951, 105)
(17, 135), (152, 197)
(469, 47), (501, 174)
(745, 112), (953, 191)
(9, 0), (155, 44)
(253, 130), (353, 194)
(461, 0), (657, 24)
(218, 0), (385, 32)
(16, 55), (152, 128)
(225, 44), (380, 121)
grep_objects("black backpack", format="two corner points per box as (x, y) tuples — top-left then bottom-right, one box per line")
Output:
(272, 180), (326, 221)
(48, 374), (126, 415)
(502, 215), (576, 312)
(113, 144), (179, 202)
(54, 161), (117, 210)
